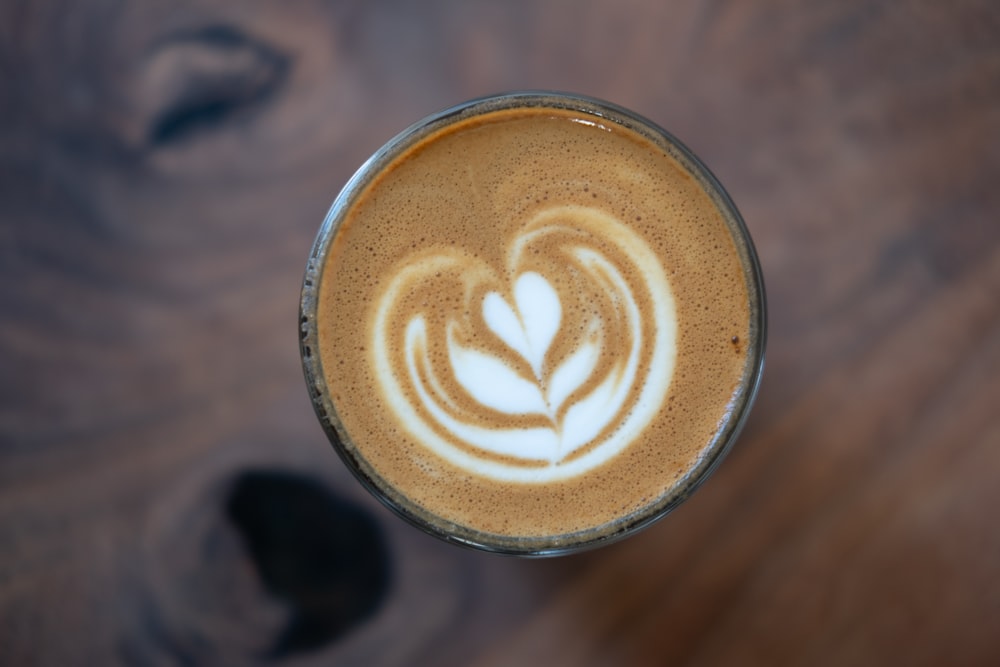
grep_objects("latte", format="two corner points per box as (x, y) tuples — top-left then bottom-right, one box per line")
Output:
(301, 93), (765, 554)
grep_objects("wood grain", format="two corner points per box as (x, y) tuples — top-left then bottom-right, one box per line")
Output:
(2, 1), (999, 665)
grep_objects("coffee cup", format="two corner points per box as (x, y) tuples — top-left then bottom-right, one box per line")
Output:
(300, 92), (766, 555)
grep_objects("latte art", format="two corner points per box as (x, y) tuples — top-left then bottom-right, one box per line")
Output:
(372, 205), (678, 482)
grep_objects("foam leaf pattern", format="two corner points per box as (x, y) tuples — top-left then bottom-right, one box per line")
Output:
(483, 272), (560, 377)
(447, 328), (547, 415)
(546, 336), (600, 412)
(514, 272), (561, 376)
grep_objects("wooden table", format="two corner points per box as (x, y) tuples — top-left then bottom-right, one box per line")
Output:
(2, 1), (998, 664)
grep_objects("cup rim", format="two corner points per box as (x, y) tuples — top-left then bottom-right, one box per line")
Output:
(300, 91), (767, 557)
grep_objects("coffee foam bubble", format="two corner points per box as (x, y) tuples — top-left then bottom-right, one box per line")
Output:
(372, 205), (677, 482)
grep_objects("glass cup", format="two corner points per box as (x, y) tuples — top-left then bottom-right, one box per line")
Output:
(300, 92), (766, 556)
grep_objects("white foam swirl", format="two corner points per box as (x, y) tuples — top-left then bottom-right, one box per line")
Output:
(372, 205), (677, 483)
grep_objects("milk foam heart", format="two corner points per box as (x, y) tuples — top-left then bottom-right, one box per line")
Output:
(372, 205), (678, 482)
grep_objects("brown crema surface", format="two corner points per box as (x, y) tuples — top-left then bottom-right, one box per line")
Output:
(316, 106), (751, 541)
